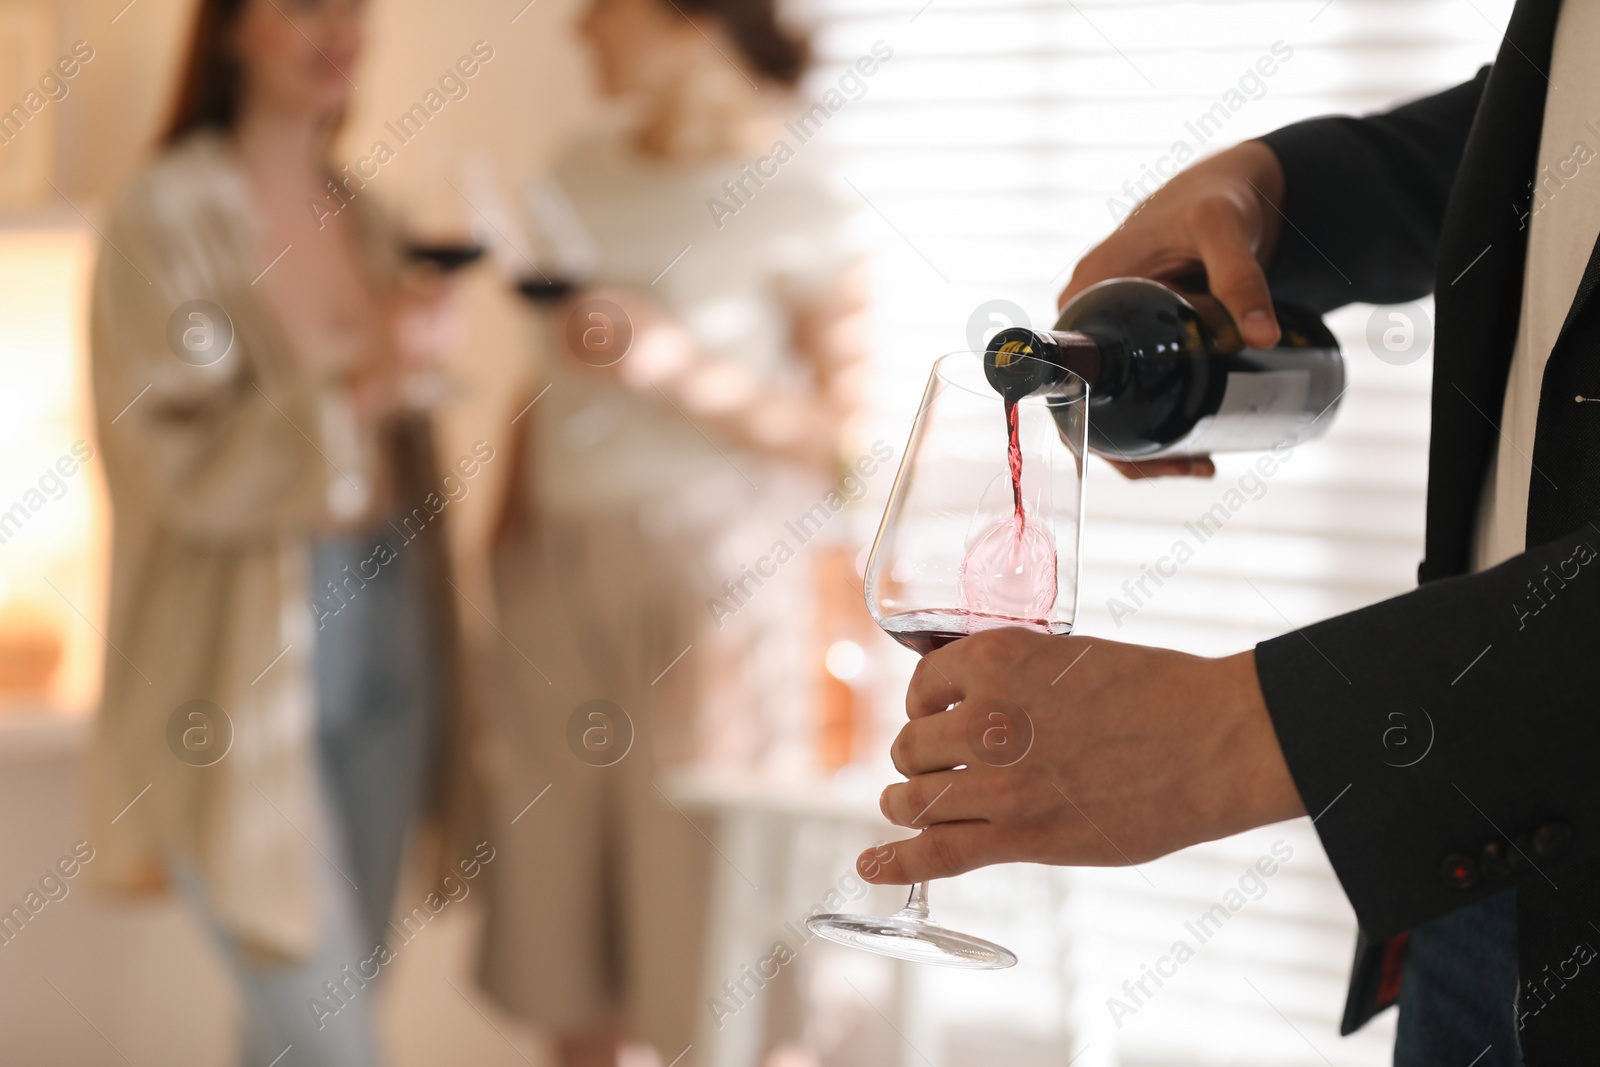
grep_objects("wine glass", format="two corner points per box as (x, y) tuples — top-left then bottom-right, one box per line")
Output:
(511, 175), (597, 304)
(399, 145), (491, 272)
(806, 350), (1088, 969)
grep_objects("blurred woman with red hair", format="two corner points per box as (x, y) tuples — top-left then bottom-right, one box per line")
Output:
(88, 2), (474, 1064)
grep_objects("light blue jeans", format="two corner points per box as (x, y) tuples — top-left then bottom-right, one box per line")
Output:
(177, 530), (437, 1067)
(1394, 891), (1522, 1067)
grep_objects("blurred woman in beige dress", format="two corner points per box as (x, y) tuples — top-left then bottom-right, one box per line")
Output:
(88, 1), (476, 1064)
(478, 1), (867, 1065)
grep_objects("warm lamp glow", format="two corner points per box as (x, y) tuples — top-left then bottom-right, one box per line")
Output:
(0, 223), (102, 715)
(824, 639), (865, 682)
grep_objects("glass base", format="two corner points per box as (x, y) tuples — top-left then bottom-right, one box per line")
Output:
(805, 909), (1018, 970)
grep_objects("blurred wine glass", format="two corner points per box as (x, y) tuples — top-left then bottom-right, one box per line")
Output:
(389, 150), (499, 408)
(511, 175), (596, 305)
(399, 148), (490, 274)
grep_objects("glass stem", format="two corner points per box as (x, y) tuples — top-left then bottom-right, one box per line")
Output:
(901, 881), (931, 920)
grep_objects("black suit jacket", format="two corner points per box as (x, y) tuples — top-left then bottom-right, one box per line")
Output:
(1250, 0), (1600, 1059)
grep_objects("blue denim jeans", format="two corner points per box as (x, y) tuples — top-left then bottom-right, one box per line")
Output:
(177, 530), (437, 1067)
(1394, 891), (1522, 1067)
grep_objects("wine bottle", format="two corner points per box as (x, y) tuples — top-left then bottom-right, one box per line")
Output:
(983, 278), (1345, 459)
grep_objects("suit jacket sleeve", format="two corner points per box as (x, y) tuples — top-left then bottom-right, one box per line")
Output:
(1257, 67), (1490, 313)
(1254, 518), (1600, 941)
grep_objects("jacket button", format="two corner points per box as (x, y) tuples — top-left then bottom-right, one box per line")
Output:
(1440, 853), (1478, 889)
(1531, 822), (1572, 861)
(1480, 841), (1513, 880)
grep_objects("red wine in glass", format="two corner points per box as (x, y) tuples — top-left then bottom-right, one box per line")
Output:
(954, 398), (1060, 620)
(405, 240), (486, 272)
(515, 275), (580, 304)
(879, 608), (1071, 655)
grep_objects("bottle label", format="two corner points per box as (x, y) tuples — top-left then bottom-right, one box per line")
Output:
(1151, 369), (1314, 456)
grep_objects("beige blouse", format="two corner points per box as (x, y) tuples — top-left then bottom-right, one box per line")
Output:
(87, 132), (470, 959)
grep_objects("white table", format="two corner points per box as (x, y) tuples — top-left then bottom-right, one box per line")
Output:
(662, 767), (944, 1067)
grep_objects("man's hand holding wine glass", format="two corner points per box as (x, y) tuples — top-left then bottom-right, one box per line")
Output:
(1068, 139), (1288, 481)
(860, 631), (1306, 885)
(852, 139), (1326, 888)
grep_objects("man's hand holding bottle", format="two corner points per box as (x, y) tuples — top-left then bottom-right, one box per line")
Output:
(1064, 140), (1288, 480)
(861, 140), (1310, 885)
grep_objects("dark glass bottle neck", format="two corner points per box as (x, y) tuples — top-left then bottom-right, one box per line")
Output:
(982, 326), (1104, 404)
(1037, 329), (1104, 388)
